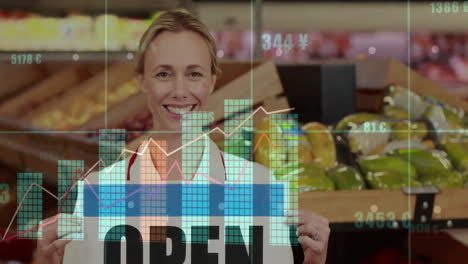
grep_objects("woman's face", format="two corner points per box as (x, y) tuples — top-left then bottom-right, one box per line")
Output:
(138, 30), (216, 132)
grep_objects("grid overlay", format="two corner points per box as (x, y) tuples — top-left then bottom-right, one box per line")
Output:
(224, 99), (254, 245)
(182, 112), (211, 243)
(270, 114), (298, 245)
(17, 172), (42, 239)
(8, 7), (468, 253)
(99, 129), (126, 241)
(58, 160), (84, 240)
(140, 139), (167, 242)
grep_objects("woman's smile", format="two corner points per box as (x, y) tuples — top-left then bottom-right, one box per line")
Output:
(163, 103), (198, 120)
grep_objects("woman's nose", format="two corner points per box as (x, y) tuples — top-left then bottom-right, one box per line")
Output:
(172, 76), (188, 98)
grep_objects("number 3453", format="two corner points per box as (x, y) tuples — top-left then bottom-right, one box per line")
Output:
(354, 211), (411, 229)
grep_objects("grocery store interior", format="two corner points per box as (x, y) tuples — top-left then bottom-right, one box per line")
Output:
(0, 0), (468, 263)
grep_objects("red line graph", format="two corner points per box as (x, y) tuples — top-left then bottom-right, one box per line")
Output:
(2, 106), (291, 242)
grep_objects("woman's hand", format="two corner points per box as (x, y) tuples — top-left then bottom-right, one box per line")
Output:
(293, 209), (331, 264)
(36, 214), (82, 264)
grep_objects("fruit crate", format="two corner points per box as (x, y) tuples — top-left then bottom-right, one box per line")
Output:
(299, 58), (468, 231)
(0, 117), (99, 181)
(0, 63), (72, 103)
(0, 63), (104, 118)
(0, 62), (110, 177)
(21, 62), (137, 130)
(355, 57), (468, 113)
(300, 187), (468, 231)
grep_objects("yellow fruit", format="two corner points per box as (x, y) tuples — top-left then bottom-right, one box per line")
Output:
(336, 113), (382, 131)
(297, 140), (314, 163)
(302, 122), (336, 169)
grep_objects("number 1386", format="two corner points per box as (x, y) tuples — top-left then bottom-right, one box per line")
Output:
(431, 1), (468, 13)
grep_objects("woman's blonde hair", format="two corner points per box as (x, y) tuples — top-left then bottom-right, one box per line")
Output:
(135, 10), (221, 77)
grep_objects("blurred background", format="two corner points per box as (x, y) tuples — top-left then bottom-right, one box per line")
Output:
(0, 0), (468, 263)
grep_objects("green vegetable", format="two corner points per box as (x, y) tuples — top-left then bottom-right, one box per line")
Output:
(418, 169), (464, 188)
(298, 163), (335, 192)
(358, 155), (417, 180)
(443, 142), (468, 171)
(273, 162), (335, 192)
(393, 149), (463, 188)
(327, 164), (365, 190)
(274, 161), (302, 181)
(365, 171), (421, 190)
(392, 149), (452, 178)
(462, 170), (468, 186)
(444, 108), (463, 129)
(298, 174), (335, 192)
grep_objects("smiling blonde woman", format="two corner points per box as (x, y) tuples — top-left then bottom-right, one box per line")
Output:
(36, 11), (330, 264)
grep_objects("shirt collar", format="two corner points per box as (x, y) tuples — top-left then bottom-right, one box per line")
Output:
(127, 135), (225, 183)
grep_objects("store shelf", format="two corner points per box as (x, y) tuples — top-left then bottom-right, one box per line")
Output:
(300, 188), (468, 231)
(0, 51), (136, 63)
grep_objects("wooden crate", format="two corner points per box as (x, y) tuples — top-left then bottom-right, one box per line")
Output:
(0, 63), (104, 118)
(21, 62), (136, 129)
(0, 64), (48, 102)
(299, 188), (468, 223)
(208, 60), (286, 125)
(298, 58), (468, 225)
(355, 57), (468, 112)
(0, 62), (135, 177)
(0, 117), (99, 181)
(78, 92), (147, 131)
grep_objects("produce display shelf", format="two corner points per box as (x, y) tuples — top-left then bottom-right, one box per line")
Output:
(293, 58), (468, 231)
(300, 187), (468, 231)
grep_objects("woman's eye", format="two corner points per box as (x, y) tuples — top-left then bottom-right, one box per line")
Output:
(155, 72), (171, 79)
(188, 72), (203, 79)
